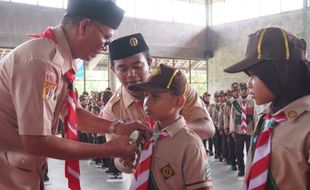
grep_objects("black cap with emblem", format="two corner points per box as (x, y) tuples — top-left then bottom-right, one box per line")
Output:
(109, 33), (149, 61)
(66, 0), (124, 29)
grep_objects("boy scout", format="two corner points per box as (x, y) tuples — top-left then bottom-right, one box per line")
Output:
(230, 82), (255, 176)
(129, 64), (214, 190)
(0, 0), (148, 189)
(102, 33), (215, 172)
(224, 27), (310, 190)
(202, 92), (213, 155)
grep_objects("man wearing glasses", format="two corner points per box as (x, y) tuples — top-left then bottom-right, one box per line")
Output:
(0, 0), (149, 189)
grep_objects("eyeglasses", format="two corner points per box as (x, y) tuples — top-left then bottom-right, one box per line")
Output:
(92, 22), (111, 48)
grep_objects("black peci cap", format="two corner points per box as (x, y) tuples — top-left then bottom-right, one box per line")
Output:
(128, 64), (187, 96)
(66, 0), (124, 29)
(109, 33), (149, 61)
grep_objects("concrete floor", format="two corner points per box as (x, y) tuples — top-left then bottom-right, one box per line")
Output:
(45, 157), (243, 190)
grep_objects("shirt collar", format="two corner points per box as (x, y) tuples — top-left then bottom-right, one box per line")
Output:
(51, 25), (77, 74)
(272, 95), (310, 122)
(122, 86), (142, 109)
(154, 116), (186, 138)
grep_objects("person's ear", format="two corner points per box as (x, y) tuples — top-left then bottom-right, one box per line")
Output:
(110, 64), (115, 73)
(176, 95), (185, 107)
(148, 58), (153, 72)
(78, 18), (91, 36)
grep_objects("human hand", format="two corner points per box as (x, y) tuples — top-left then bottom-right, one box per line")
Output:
(107, 135), (137, 158)
(114, 121), (151, 141)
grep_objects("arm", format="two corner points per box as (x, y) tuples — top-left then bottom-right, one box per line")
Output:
(182, 85), (215, 140)
(77, 107), (149, 136)
(187, 118), (215, 140)
(76, 106), (112, 133)
(20, 134), (136, 160)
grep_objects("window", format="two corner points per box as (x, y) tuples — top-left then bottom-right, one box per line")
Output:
(211, 0), (304, 25)
(38, 0), (64, 8)
(12, 0), (37, 5)
(154, 0), (173, 22)
(116, 0), (135, 17)
(191, 2), (207, 25)
(136, 0), (154, 20)
(174, 0), (191, 24)
(281, 0), (303, 12)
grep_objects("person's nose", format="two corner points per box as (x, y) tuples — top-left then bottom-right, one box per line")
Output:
(128, 68), (137, 78)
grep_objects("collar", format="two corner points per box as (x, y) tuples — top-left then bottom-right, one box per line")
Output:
(122, 86), (142, 109)
(154, 116), (186, 138)
(271, 95), (310, 122)
(51, 26), (77, 74)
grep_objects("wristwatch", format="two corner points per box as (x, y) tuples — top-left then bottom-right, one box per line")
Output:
(109, 120), (121, 133)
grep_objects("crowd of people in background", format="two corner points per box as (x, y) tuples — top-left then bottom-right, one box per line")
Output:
(201, 82), (256, 177)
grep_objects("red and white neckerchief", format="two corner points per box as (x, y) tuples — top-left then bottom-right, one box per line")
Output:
(240, 97), (248, 134)
(30, 28), (80, 190)
(130, 130), (168, 190)
(64, 69), (81, 190)
(244, 111), (287, 190)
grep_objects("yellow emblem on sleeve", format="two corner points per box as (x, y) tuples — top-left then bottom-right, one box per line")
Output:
(160, 164), (175, 180)
(43, 81), (56, 101)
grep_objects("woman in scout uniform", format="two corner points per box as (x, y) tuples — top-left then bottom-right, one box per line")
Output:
(224, 27), (310, 189)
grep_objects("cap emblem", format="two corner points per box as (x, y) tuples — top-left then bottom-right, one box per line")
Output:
(129, 37), (138, 47)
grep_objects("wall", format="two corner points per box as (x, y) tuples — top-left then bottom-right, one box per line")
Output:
(207, 8), (310, 96)
(0, 1), (207, 59)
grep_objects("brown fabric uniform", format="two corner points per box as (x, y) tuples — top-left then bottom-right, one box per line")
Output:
(223, 100), (232, 132)
(151, 116), (213, 190)
(229, 97), (255, 135)
(245, 95), (310, 190)
(0, 26), (76, 189)
(104, 84), (210, 127)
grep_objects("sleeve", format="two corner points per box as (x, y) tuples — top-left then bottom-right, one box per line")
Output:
(11, 58), (59, 136)
(181, 85), (209, 122)
(183, 138), (213, 190)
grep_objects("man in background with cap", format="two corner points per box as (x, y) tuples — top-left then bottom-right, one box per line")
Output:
(103, 33), (215, 173)
(230, 82), (255, 176)
(0, 0), (148, 189)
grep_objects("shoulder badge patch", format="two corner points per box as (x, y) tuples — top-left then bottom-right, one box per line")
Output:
(160, 164), (175, 180)
(43, 71), (57, 101)
(287, 111), (297, 118)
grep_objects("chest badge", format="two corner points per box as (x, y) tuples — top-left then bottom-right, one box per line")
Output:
(160, 164), (175, 180)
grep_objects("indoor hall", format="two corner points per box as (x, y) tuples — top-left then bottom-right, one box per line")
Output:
(0, 0), (309, 189)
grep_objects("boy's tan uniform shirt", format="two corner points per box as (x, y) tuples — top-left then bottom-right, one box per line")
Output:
(230, 97), (255, 134)
(245, 95), (310, 190)
(0, 26), (76, 189)
(151, 116), (213, 190)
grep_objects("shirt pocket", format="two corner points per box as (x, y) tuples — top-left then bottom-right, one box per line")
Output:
(5, 150), (35, 172)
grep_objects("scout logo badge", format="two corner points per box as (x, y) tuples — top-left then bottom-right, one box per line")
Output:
(160, 164), (175, 180)
(129, 37), (138, 47)
(43, 71), (56, 101)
